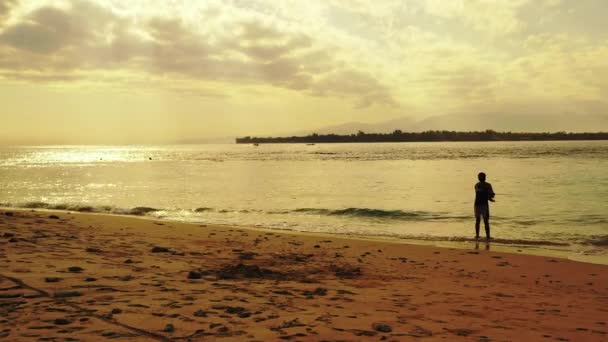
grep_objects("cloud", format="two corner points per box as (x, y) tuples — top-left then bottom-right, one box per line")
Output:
(0, 0), (18, 26)
(1, 0), (606, 118)
(1, 7), (80, 54)
(314, 69), (399, 108)
(0, 70), (80, 82)
(0, 0), (397, 108)
(423, 0), (530, 36)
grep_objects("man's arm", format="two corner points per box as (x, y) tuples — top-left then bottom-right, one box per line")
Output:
(488, 184), (495, 201)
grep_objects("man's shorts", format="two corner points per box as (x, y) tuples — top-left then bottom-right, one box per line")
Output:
(474, 204), (489, 219)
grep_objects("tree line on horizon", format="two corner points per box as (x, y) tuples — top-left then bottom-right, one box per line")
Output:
(236, 130), (608, 144)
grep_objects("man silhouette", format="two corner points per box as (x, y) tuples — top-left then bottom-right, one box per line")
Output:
(474, 172), (495, 240)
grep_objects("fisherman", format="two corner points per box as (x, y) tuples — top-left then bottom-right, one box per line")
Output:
(474, 172), (495, 240)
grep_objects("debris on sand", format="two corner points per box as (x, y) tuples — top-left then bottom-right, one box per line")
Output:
(193, 309), (208, 317)
(331, 264), (362, 278)
(45, 277), (62, 283)
(187, 271), (203, 280)
(272, 318), (305, 330)
(238, 252), (257, 260)
(372, 323), (392, 333)
(211, 305), (252, 318)
(302, 287), (327, 297)
(273, 290), (293, 296)
(53, 318), (72, 325)
(216, 263), (282, 280)
(275, 253), (313, 262)
(54, 291), (82, 298)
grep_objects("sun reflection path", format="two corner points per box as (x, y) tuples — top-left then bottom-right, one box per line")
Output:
(24, 147), (153, 165)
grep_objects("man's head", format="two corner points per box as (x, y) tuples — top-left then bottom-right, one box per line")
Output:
(478, 172), (486, 182)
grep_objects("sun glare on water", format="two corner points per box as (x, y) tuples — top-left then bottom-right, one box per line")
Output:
(24, 147), (145, 165)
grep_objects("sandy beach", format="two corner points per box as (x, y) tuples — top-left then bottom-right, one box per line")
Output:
(0, 209), (606, 341)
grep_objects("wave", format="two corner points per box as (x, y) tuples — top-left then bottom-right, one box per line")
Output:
(3, 202), (604, 227)
(3, 201), (606, 252)
(127, 207), (160, 215)
(566, 216), (608, 225)
(1, 202), (605, 250)
(292, 207), (469, 221)
(585, 235), (608, 247)
(7, 202), (469, 223)
(0, 202), (159, 216)
(11, 201), (109, 213)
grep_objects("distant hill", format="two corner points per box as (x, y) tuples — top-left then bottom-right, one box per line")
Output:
(303, 112), (608, 135)
(411, 112), (608, 132)
(303, 116), (417, 135)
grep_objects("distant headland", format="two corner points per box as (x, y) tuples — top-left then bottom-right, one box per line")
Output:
(236, 130), (608, 144)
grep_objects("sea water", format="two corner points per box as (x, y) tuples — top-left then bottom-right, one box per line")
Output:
(1, 141), (606, 263)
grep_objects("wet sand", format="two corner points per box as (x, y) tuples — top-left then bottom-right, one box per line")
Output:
(0, 209), (607, 341)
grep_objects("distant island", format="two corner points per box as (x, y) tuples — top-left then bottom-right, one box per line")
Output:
(236, 130), (608, 144)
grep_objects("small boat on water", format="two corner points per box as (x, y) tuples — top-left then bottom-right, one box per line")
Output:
(253, 143), (259, 146)
(306, 143), (315, 146)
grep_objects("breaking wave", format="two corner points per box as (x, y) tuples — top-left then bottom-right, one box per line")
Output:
(2, 202), (605, 229)
(1, 202), (471, 222)
(0, 202), (160, 216)
(3, 201), (608, 258)
(585, 235), (608, 247)
(291, 207), (469, 221)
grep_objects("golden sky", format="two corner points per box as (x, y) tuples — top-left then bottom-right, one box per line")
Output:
(1, 0), (607, 144)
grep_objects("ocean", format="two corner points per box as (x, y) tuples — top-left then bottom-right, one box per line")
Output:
(1, 141), (607, 263)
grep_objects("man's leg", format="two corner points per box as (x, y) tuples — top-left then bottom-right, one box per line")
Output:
(474, 206), (481, 239)
(483, 207), (490, 240)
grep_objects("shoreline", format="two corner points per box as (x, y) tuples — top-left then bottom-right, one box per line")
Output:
(2, 206), (606, 266)
(1, 208), (607, 340)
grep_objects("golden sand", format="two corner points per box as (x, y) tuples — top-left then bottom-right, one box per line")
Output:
(0, 210), (606, 341)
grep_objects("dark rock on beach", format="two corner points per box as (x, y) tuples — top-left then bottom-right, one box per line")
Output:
(194, 309), (208, 317)
(216, 263), (281, 280)
(67, 266), (84, 273)
(53, 318), (72, 325)
(188, 271), (203, 280)
(273, 318), (305, 330)
(238, 252), (257, 260)
(54, 291), (82, 298)
(331, 264), (362, 278)
(373, 323), (392, 333)
(45, 277), (62, 283)
(303, 287), (328, 297)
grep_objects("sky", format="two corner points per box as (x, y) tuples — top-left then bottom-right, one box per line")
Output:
(0, 0), (607, 144)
